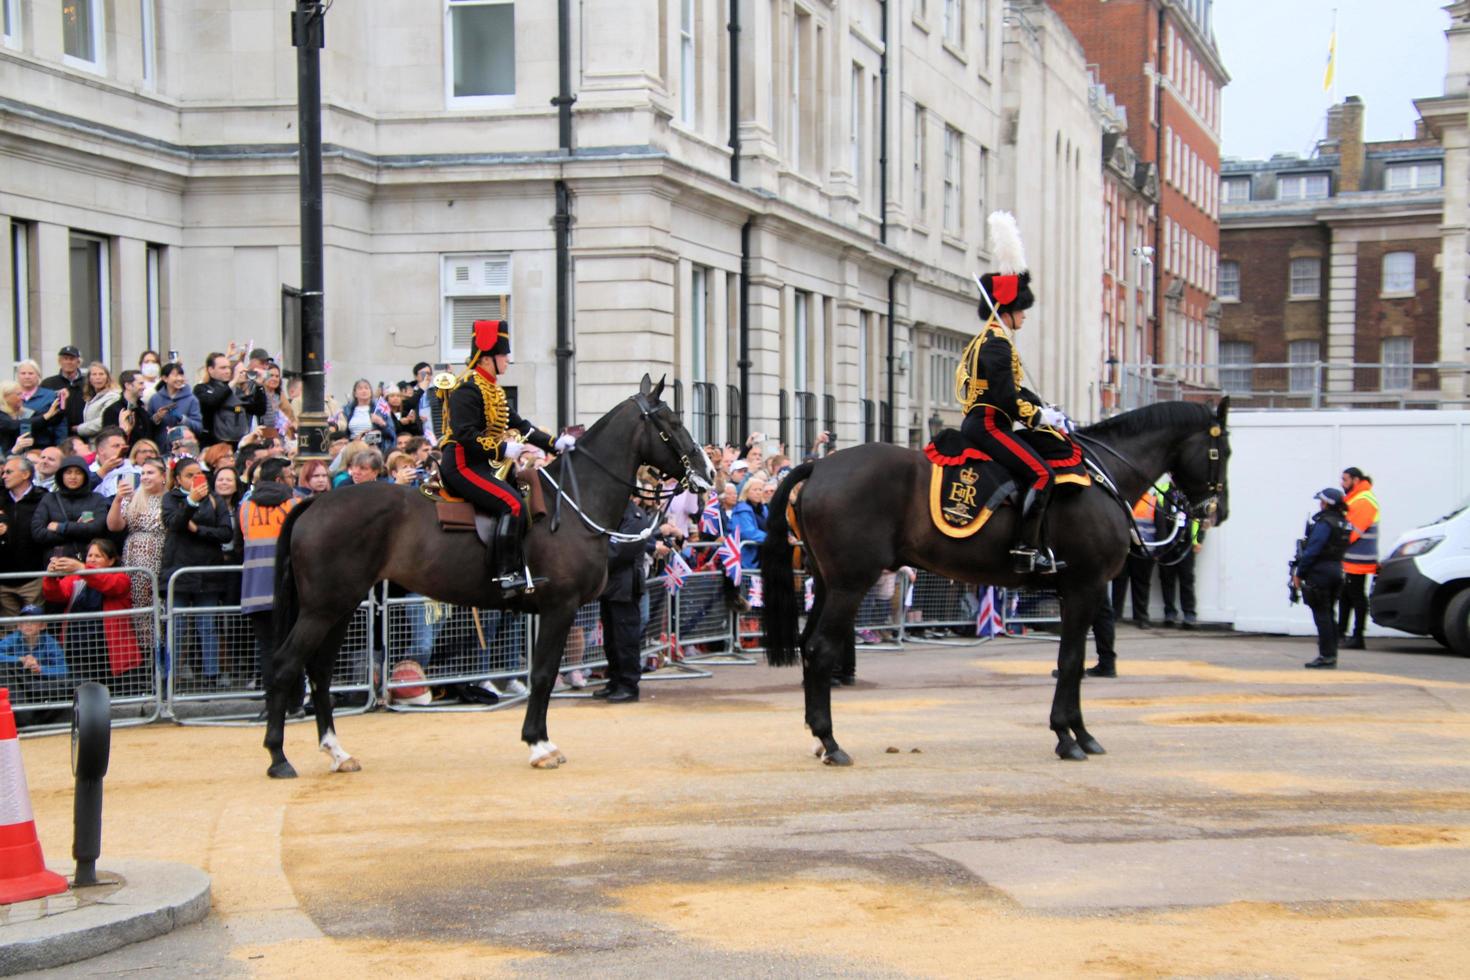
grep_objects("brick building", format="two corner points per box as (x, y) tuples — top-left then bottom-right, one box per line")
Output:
(1052, 0), (1228, 399)
(1100, 127), (1159, 413)
(1218, 98), (1446, 406)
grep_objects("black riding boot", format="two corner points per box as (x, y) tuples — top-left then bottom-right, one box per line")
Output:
(491, 513), (528, 595)
(1012, 486), (1063, 575)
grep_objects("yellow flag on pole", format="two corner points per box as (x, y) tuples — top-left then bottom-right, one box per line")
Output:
(1323, 29), (1337, 92)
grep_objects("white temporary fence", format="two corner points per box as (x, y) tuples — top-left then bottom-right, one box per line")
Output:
(4, 567), (161, 735)
(165, 566), (377, 725)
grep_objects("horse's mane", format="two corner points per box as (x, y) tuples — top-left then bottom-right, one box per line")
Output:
(1078, 401), (1212, 440)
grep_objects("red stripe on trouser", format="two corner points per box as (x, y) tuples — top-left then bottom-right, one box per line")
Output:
(453, 445), (521, 516)
(984, 410), (1051, 491)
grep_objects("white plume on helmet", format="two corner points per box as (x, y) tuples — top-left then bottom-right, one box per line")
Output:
(987, 211), (1028, 276)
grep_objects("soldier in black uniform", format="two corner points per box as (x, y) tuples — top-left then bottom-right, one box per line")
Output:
(439, 319), (569, 593)
(956, 212), (1068, 574)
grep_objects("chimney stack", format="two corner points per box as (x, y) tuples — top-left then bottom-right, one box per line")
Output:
(1326, 96), (1366, 192)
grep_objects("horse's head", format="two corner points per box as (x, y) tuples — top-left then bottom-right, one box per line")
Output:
(630, 374), (716, 493)
(1168, 397), (1231, 532)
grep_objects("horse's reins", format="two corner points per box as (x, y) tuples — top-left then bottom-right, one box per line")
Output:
(1072, 425), (1224, 566)
(538, 392), (711, 543)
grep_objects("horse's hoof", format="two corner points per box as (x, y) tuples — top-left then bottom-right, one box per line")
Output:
(531, 755), (560, 770)
(1078, 737), (1106, 756)
(822, 748), (853, 767)
(812, 739), (825, 759)
(267, 761), (298, 779)
(332, 757), (362, 773)
(1055, 743), (1088, 762)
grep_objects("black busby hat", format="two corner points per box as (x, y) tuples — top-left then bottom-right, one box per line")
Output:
(977, 211), (1035, 319)
(469, 319), (511, 366)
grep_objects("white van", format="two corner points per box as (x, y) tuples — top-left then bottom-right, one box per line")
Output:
(1370, 498), (1470, 655)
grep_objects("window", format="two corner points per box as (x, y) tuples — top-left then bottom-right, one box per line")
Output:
(62, 0), (104, 69)
(913, 105), (927, 221)
(441, 254), (511, 361)
(145, 244), (162, 353)
(3, 0), (19, 48)
(1163, 127), (1172, 185)
(1385, 161), (1442, 191)
(942, 0), (963, 47)
(789, 10), (806, 168)
(141, 0), (157, 87)
(1287, 339), (1319, 394)
(976, 146), (989, 245)
(1288, 257), (1321, 299)
(1218, 260), (1240, 301)
(10, 222), (29, 363)
(690, 266), (709, 382)
(678, 0), (696, 124)
(1382, 251), (1415, 296)
(943, 125), (962, 234)
(1219, 340), (1252, 394)
(977, 0), (989, 70)
(850, 64), (863, 192)
(69, 233), (111, 365)
(447, 0), (515, 103)
(1278, 173), (1330, 201)
(793, 290), (810, 392)
(1381, 337), (1413, 391)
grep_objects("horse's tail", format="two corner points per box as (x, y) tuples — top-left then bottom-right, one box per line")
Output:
(272, 495), (315, 643)
(761, 460), (815, 667)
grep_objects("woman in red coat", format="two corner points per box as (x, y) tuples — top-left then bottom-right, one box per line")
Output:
(42, 538), (142, 681)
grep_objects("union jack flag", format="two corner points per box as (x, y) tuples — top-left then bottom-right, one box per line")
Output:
(975, 586), (1005, 638)
(746, 575), (764, 608)
(699, 499), (723, 538)
(663, 550), (692, 594)
(716, 528), (743, 586)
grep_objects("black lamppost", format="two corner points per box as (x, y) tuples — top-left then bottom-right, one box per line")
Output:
(292, 2), (327, 454)
(928, 409), (944, 439)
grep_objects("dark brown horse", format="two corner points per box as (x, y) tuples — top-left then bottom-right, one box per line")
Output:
(263, 376), (714, 778)
(761, 399), (1231, 765)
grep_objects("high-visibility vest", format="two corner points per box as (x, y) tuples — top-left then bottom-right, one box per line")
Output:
(1343, 481), (1380, 574)
(239, 495), (299, 614)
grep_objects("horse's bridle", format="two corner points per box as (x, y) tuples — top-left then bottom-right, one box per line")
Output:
(630, 392), (713, 493)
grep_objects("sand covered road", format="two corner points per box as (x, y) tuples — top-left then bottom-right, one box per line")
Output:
(20, 629), (1470, 978)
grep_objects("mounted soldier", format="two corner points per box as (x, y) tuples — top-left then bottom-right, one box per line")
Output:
(955, 211), (1070, 574)
(437, 319), (573, 593)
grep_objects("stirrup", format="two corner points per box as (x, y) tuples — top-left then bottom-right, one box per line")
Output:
(1011, 546), (1064, 575)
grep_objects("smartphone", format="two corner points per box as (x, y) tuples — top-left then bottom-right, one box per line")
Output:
(259, 426), (279, 443)
(192, 474), (207, 491)
(168, 349), (180, 362)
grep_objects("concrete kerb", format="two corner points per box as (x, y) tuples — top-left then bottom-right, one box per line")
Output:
(0, 860), (211, 976)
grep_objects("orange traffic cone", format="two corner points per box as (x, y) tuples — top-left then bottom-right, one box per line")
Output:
(0, 687), (69, 904)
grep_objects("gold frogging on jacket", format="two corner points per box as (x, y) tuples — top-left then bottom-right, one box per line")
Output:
(954, 317), (1036, 422)
(437, 368), (511, 461)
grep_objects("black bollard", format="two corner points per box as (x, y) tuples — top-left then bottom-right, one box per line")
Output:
(71, 682), (111, 887)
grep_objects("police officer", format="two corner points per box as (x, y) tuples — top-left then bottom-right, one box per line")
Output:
(1293, 487), (1354, 670)
(956, 212), (1068, 574)
(439, 319), (572, 593)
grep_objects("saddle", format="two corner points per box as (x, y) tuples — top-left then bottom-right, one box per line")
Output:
(922, 428), (1091, 539)
(424, 458), (549, 547)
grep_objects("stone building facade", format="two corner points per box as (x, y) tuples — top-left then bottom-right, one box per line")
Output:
(1416, 0), (1470, 402)
(1218, 98), (1446, 405)
(1050, 0), (1227, 396)
(0, 0), (1114, 449)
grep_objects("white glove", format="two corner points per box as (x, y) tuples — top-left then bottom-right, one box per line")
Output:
(1039, 406), (1070, 431)
(554, 433), (577, 453)
(502, 441), (527, 460)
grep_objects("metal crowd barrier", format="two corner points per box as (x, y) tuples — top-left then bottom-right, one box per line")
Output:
(902, 569), (983, 644)
(675, 545), (746, 665)
(165, 566), (376, 725)
(854, 573), (905, 650)
(638, 573), (712, 681)
(380, 594), (532, 711)
(4, 567), (161, 736)
(1003, 588), (1062, 635)
(547, 601), (613, 698)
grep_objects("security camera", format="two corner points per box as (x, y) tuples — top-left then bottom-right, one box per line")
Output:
(1132, 246), (1155, 258)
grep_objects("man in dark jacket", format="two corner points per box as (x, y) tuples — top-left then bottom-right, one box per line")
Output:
(40, 345), (86, 433)
(1293, 487), (1354, 670)
(195, 353), (266, 449)
(593, 496), (666, 704)
(0, 456), (49, 616)
(31, 456), (107, 561)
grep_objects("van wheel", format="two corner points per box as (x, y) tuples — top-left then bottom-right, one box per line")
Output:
(1444, 590), (1470, 657)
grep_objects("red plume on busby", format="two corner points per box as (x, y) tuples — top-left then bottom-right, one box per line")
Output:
(469, 319), (511, 366)
(977, 211), (1034, 319)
